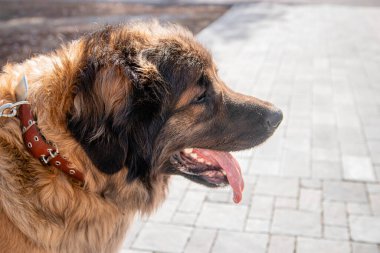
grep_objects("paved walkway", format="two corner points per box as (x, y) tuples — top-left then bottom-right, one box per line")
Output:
(122, 3), (380, 253)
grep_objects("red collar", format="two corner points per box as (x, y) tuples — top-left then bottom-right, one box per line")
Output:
(17, 104), (84, 182)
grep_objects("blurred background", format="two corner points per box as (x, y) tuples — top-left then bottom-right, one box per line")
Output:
(1, 0), (380, 253)
(0, 1), (228, 66)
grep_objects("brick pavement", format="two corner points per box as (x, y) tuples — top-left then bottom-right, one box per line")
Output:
(122, 3), (380, 253)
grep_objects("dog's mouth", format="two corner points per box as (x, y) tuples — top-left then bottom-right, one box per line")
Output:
(170, 148), (244, 203)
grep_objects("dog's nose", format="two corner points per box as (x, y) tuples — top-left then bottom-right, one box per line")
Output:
(265, 109), (283, 129)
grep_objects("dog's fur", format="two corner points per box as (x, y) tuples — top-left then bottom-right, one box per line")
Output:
(0, 22), (281, 253)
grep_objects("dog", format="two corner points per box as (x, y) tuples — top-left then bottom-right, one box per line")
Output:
(0, 22), (282, 253)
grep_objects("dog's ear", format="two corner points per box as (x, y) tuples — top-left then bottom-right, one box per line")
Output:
(67, 61), (129, 174)
(15, 75), (28, 101)
(77, 126), (129, 175)
(67, 49), (170, 179)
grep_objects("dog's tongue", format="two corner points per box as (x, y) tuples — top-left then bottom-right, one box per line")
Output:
(193, 148), (244, 203)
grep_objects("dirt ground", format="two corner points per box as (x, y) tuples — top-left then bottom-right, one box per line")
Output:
(0, 1), (229, 66)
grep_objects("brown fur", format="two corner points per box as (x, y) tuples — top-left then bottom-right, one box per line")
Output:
(0, 22), (281, 253)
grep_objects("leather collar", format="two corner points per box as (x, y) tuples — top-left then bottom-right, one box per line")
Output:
(17, 104), (84, 182)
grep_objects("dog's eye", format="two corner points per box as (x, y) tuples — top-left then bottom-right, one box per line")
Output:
(192, 91), (207, 104)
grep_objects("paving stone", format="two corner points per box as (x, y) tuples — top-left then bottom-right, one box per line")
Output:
(211, 231), (268, 253)
(271, 209), (322, 237)
(340, 141), (369, 156)
(172, 212), (197, 226)
(364, 126), (380, 140)
(178, 190), (206, 213)
(148, 200), (179, 222)
(376, 166), (380, 182)
(352, 243), (380, 253)
(196, 203), (248, 230)
(240, 177), (256, 205)
(367, 141), (380, 165)
(249, 158), (281, 176)
(313, 111), (336, 125)
(369, 193), (380, 215)
(324, 226), (349, 240)
(312, 148), (341, 162)
(312, 161), (342, 179)
(255, 176), (298, 197)
(324, 181), (367, 203)
(280, 150), (311, 177)
(297, 238), (350, 253)
(275, 197), (297, 209)
(244, 174), (257, 185)
(206, 191), (230, 203)
(342, 156), (376, 182)
(287, 118), (311, 130)
(299, 189), (322, 212)
(253, 133), (283, 160)
(359, 110), (380, 126)
(286, 126), (311, 139)
(245, 219), (270, 233)
(323, 202), (347, 226)
(235, 157), (251, 174)
(284, 136), (311, 152)
(312, 125), (339, 150)
(167, 177), (190, 200)
(338, 127), (366, 143)
(367, 184), (380, 193)
(132, 223), (192, 253)
(249, 195), (274, 219)
(350, 216), (380, 243)
(301, 179), (322, 189)
(184, 228), (216, 253)
(347, 203), (371, 215)
(268, 235), (295, 253)
(336, 112), (361, 129)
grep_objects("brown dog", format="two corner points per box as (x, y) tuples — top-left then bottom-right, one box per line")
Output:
(0, 22), (282, 253)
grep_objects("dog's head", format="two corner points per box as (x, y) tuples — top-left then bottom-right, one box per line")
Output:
(67, 23), (282, 203)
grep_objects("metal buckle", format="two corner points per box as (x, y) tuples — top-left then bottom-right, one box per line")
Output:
(0, 101), (29, 118)
(41, 149), (59, 165)
(0, 103), (17, 118)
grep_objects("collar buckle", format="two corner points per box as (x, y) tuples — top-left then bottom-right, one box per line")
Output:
(1, 75), (29, 118)
(41, 149), (59, 165)
(0, 101), (30, 118)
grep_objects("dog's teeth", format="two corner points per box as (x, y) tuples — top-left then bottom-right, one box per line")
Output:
(184, 148), (193, 154)
(198, 158), (204, 163)
(206, 162), (211, 166)
(190, 153), (198, 159)
(222, 170), (227, 176)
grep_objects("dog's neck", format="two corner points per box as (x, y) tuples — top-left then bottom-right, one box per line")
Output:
(1, 40), (99, 188)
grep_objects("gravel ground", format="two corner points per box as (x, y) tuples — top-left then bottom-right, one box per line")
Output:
(0, 1), (229, 66)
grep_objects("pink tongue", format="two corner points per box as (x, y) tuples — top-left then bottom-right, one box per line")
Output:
(193, 148), (244, 204)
